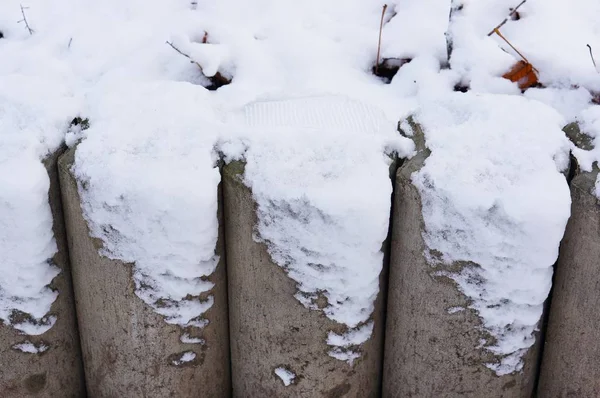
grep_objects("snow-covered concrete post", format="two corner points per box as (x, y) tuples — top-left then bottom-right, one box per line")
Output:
(223, 161), (386, 397)
(0, 148), (85, 396)
(537, 124), (600, 397)
(383, 95), (572, 397)
(58, 147), (230, 397)
(222, 96), (404, 397)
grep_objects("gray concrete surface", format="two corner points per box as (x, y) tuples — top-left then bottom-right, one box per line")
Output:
(537, 167), (600, 397)
(223, 161), (386, 398)
(382, 118), (540, 397)
(58, 147), (230, 397)
(0, 148), (85, 397)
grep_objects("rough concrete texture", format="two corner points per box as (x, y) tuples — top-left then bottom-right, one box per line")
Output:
(223, 161), (386, 398)
(537, 167), (600, 397)
(58, 147), (230, 397)
(382, 119), (540, 398)
(0, 148), (85, 397)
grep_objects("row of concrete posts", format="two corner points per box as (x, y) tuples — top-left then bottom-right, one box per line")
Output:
(1, 122), (598, 397)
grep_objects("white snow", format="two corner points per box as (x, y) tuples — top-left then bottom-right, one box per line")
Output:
(226, 96), (411, 360)
(171, 351), (196, 366)
(72, 82), (222, 331)
(0, 76), (78, 335)
(274, 367), (296, 386)
(574, 106), (600, 183)
(180, 333), (205, 344)
(1, 0), (599, 374)
(413, 92), (572, 374)
(12, 341), (49, 354)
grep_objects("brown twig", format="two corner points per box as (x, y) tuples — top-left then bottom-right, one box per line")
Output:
(375, 4), (388, 74)
(18, 4), (34, 35)
(587, 44), (598, 72)
(487, 0), (527, 36)
(493, 28), (537, 72)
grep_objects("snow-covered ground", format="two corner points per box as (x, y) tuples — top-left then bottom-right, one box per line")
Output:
(1, 0), (598, 372)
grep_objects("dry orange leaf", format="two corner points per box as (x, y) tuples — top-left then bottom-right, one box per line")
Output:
(502, 60), (538, 90)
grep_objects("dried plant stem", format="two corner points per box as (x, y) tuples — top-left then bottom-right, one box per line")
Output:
(487, 0), (527, 36)
(18, 4), (34, 35)
(375, 4), (388, 74)
(587, 44), (598, 72)
(493, 28), (538, 73)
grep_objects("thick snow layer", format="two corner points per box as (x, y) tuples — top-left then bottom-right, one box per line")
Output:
(0, 76), (78, 335)
(274, 367), (296, 386)
(72, 82), (221, 331)
(413, 93), (572, 374)
(2, 0), (599, 371)
(448, 0), (600, 92)
(228, 96), (412, 361)
(381, 0), (448, 62)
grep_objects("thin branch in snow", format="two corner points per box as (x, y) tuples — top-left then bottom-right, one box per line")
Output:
(493, 27), (536, 73)
(445, 0), (463, 65)
(375, 4), (388, 74)
(166, 40), (204, 70)
(165, 41), (231, 90)
(18, 4), (34, 35)
(68, 37), (73, 48)
(487, 0), (527, 36)
(587, 44), (598, 73)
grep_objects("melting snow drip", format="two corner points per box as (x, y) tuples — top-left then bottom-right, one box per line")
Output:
(172, 351), (196, 366)
(274, 367), (296, 386)
(12, 341), (49, 354)
(240, 96), (399, 363)
(180, 333), (205, 344)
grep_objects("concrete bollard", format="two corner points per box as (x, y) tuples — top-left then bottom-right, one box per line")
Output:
(0, 148), (85, 397)
(58, 147), (230, 397)
(382, 118), (541, 397)
(223, 161), (386, 398)
(537, 130), (600, 396)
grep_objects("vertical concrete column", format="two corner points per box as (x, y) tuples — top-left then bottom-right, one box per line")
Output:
(0, 148), (85, 397)
(537, 125), (600, 396)
(223, 161), (386, 398)
(382, 119), (540, 397)
(58, 147), (230, 397)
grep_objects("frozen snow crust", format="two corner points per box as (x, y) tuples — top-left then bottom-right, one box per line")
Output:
(0, 0), (598, 372)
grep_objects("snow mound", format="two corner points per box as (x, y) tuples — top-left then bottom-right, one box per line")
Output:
(72, 81), (221, 332)
(0, 75), (78, 335)
(413, 92), (572, 374)
(229, 96), (413, 362)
